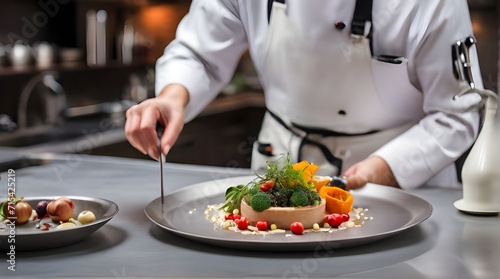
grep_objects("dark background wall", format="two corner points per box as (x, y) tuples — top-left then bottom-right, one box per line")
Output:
(468, 0), (499, 92)
(0, 0), (498, 121)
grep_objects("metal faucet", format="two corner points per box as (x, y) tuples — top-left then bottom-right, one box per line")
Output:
(17, 71), (67, 129)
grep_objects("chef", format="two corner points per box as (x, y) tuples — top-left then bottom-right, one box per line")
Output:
(125, 0), (483, 190)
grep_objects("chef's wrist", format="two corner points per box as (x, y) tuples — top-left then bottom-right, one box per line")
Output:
(366, 156), (400, 188)
(157, 84), (190, 108)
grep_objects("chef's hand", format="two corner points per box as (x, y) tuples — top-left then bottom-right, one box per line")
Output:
(125, 84), (189, 160)
(343, 156), (399, 189)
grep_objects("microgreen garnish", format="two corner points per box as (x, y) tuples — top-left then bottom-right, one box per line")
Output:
(219, 154), (321, 213)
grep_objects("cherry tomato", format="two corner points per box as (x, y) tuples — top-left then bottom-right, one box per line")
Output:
(325, 213), (344, 227)
(236, 217), (249, 230)
(290, 222), (304, 235)
(266, 180), (275, 188)
(255, 220), (268, 231)
(259, 180), (275, 192)
(225, 213), (241, 221)
(341, 213), (350, 222)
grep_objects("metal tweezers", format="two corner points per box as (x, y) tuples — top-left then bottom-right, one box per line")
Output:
(157, 125), (165, 210)
(452, 36), (476, 89)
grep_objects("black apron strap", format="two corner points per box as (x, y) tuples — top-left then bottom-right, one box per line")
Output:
(268, 0), (374, 53)
(298, 138), (343, 176)
(293, 122), (379, 137)
(351, 0), (374, 54)
(267, 110), (343, 175)
(268, 0), (285, 23)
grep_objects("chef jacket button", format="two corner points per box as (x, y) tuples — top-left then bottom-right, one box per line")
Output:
(338, 110), (346, 115)
(334, 22), (346, 30)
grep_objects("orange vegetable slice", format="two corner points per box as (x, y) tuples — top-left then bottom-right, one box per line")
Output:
(311, 176), (331, 192)
(293, 161), (319, 183)
(318, 186), (353, 214)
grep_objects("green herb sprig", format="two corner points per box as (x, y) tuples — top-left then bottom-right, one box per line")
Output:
(219, 184), (250, 213)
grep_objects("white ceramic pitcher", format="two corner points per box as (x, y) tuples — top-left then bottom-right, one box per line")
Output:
(454, 88), (500, 214)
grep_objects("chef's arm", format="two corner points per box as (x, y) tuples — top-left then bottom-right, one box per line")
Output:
(371, 3), (482, 189)
(126, 0), (248, 159)
(156, 0), (249, 122)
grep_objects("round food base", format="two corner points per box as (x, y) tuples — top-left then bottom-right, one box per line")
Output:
(240, 199), (326, 229)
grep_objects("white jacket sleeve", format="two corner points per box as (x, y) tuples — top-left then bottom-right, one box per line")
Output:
(373, 0), (483, 189)
(155, 0), (249, 122)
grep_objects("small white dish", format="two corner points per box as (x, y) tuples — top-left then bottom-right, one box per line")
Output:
(453, 199), (499, 216)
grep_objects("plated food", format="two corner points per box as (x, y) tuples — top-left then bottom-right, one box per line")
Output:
(145, 173), (432, 251)
(1, 196), (97, 231)
(0, 196), (118, 251)
(205, 156), (370, 236)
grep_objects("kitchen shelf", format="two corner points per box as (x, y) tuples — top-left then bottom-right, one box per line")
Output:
(0, 61), (150, 77)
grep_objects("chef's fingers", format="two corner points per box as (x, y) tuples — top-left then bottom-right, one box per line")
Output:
(345, 174), (368, 190)
(139, 103), (163, 160)
(341, 163), (366, 189)
(342, 163), (358, 177)
(125, 99), (162, 160)
(125, 105), (148, 156)
(159, 109), (184, 157)
(343, 156), (399, 188)
(155, 84), (189, 157)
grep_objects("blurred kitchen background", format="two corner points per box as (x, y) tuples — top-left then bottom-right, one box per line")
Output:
(0, 0), (498, 169)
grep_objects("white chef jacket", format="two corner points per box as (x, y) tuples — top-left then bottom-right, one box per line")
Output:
(155, 0), (483, 189)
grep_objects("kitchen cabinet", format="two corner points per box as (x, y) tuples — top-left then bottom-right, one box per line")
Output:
(0, 0), (190, 68)
(0, 0), (191, 126)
